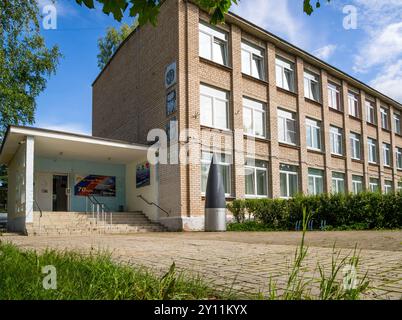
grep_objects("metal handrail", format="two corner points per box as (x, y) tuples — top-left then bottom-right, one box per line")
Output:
(137, 194), (170, 217)
(85, 194), (113, 226)
(33, 198), (43, 218)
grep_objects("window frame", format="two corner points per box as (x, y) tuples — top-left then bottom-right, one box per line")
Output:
(200, 84), (229, 130)
(308, 168), (324, 195)
(331, 172), (345, 194)
(380, 107), (389, 130)
(306, 118), (322, 151)
(368, 138), (378, 164)
(330, 125), (343, 156)
(199, 21), (229, 66)
(396, 147), (402, 170)
(279, 164), (299, 199)
(369, 178), (380, 193)
(328, 82), (341, 111)
(350, 132), (361, 160)
(366, 100), (376, 125)
(384, 180), (393, 194)
(394, 112), (401, 135)
(200, 151), (232, 196)
(277, 108), (297, 145)
(243, 97), (266, 138)
(383, 142), (391, 167)
(241, 41), (265, 80)
(275, 56), (295, 92)
(352, 175), (364, 194)
(348, 91), (359, 118)
(304, 70), (321, 102)
(244, 159), (269, 198)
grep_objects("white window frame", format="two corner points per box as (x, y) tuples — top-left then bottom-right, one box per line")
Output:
(397, 182), (402, 192)
(394, 112), (401, 135)
(330, 126), (343, 156)
(243, 97), (266, 138)
(396, 147), (402, 170)
(279, 164), (299, 199)
(381, 107), (389, 130)
(306, 118), (322, 151)
(368, 138), (378, 164)
(348, 92), (359, 118)
(328, 83), (341, 111)
(275, 56), (295, 92)
(331, 172), (345, 194)
(383, 143), (391, 167)
(241, 41), (265, 80)
(200, 84), (229, 130)
(244, 159), (268, 198)
(277, 109), (297, 145)
(199, 22), (228, 66)
(304, 71), (321, 102)
(350, 132), (361, 160)
(366, 100), (376, 124)
(384, 180), (393, 194)
(352, 175), (363, 194)
(369, 178), (379, 192)
(201, 151), (232, 196)
(308, 168), (324, 195)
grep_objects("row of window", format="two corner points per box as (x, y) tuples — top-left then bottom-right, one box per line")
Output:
(200, 83), (402, 169)
(199, 21), (402, 135)
(200, 152), (402, 198)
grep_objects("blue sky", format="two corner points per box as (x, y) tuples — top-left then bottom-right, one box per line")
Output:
(35, 0), (402, 135)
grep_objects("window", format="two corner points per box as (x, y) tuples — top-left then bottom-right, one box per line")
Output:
(280, 164), (299, 198)
(366, 100), (376, 124)
(383, 143), (391, 167)
(200, 84), (229, 130)
(332, 172), (345, 194)
(328, 83), (341, 111)
(396, 147), (402, 169)
(368, 138), (378, 163)
(381, 107), (389, 129)
(241, 41), (265, 80)
(350, 132), (361, 160)
(352, 175), (363, 194)
(330, 126), (343, 155)
(245, 159), (268, 197)
(201, 152), (231, 195)
(278, 109), (297, 145)
(308, 168), (324, 195)
(369, 178), (379, 192)
(348, 92), (359, 118)
(199, 22), (228, 66)
(275, 57), (295, 92)
(384, 180), (393, 194)
(394, 113), (401, 135)
(243, 98), (266, 138)
(304, 71), (320, 102)
(398, 182), (402, 192)
(306, 118), (322, 151)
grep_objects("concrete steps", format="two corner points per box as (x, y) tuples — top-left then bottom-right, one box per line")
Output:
(27, 211), (167, 236)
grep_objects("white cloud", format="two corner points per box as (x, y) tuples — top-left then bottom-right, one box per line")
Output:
(37, 0), (78, 17)
(370, 60), (402, 102)
(231, 0), (310, 48)
(313, 44), (337, 61)
(35, 121), (92, 135)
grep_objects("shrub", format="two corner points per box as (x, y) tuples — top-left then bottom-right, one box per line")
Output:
(226, 192), (402, 231)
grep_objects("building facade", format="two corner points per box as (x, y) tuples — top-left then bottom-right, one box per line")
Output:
(92, 0), (402, 230)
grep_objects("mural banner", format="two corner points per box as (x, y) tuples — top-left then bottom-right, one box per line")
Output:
(74, 175), (116, 197)
(136, 161), (150, 188)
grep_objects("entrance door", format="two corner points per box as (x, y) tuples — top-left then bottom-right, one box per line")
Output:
(52, 175), (68, 211)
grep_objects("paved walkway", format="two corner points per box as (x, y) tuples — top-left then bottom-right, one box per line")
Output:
(2, 231), (402, 299)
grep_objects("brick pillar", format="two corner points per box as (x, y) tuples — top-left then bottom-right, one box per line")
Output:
(341, 81), (353, 191)
(295, 57), (308, 194)
(266, 43), (280, 198)
(375, 98), (384, 191)
(230, 24), (245, 199)
(389, 105), (398, 191)
(320, 70), (332, 193)
(360, 91), (370, 187)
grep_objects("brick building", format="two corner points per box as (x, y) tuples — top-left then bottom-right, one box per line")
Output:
(91, 0), (402, 230)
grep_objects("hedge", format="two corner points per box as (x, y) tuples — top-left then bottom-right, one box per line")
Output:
(226, 192), (402, 230)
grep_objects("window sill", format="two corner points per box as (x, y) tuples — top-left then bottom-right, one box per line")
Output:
(304, 97), (322, 106)
(351, 158), (363, 164)
(368, 162), (379, 167)
(397, 168), (402, 172)
(244, 134), (270, 143)
(395, 132), (402, 137)
(366, 122), (377, 129)
(329, 107), (344, 115)
(331, 153), (346, 160)
(307, 148), (325, 155)
(383, 165), (393, 169)
(202, 195), (235, 201)
(241, 73), (268, 85)
(276, 86), (297, 97)
(382, 128), (392, 133)
(348, 115), (362, 122)
(245, 195), (269, 199)
(278, 142), (300, 150)
(200, 125), (232, 135)
(199, 57), (232, 72)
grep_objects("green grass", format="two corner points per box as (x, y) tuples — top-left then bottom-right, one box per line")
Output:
(0, 241), (229, 300)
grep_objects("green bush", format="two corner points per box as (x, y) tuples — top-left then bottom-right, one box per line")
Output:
(227, 192), (402, 231)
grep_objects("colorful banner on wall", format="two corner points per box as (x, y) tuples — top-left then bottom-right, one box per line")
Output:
(136, 161), (150, 188)
(74, 175), (116, 197)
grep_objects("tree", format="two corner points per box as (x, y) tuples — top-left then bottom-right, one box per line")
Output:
(97, 22), (138, 69)
(0, 0), (61, 136)
(76, 0), (329, 26)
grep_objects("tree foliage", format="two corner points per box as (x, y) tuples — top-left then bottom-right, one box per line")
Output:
(97, 22), (138, 69)
(76, 0), (329, 26)
(0, 0), (61, 136)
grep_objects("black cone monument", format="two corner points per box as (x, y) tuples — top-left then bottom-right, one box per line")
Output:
(204, 153), (226, 231)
